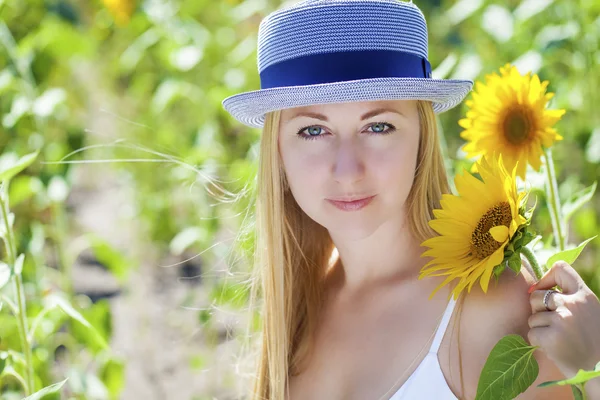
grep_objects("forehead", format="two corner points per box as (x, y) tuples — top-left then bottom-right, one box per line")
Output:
(280, 99), (418, 121)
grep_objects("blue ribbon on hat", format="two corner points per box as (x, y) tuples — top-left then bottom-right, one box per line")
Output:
(259, 49), (432, 89)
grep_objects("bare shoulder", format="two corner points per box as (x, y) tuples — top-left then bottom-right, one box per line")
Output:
(457, 263), (573, 399)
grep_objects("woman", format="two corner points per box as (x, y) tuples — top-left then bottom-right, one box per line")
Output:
(221, 0), (600, 399)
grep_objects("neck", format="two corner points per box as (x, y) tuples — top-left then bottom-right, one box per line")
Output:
(325, 216), (430, 297)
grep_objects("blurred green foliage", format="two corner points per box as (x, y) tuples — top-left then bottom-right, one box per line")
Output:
(0, 0), (598, 398)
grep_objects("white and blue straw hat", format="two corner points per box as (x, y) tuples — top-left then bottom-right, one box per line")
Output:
(222, 0), (473, 129)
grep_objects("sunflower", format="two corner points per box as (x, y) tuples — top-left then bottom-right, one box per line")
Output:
(419, 154), (529, 301)
(459, 63), (566, 179)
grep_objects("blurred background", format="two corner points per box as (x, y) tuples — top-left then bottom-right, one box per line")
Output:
(0, 0), (598, 398)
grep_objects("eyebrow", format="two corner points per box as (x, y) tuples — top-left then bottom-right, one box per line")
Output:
(287, 107), (406, 123)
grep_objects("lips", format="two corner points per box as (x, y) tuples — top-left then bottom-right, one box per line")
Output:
(325, 195), (376, 211)
(327, 195), (375, 202)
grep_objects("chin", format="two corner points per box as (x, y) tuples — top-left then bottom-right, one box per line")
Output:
(321, 215), (385, 239)
(330, 225), (381, 240)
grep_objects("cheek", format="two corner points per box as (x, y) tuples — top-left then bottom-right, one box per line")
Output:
(280, 145), (329, 193)
(369, 138), (419, 198)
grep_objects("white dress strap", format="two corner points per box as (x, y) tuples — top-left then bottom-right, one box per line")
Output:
(429, 295), (457, 354)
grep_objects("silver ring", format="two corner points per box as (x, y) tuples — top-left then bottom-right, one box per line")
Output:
(543, 289), (559, 311)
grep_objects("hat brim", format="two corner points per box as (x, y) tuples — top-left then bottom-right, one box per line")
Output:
(222, 77), (473, 128)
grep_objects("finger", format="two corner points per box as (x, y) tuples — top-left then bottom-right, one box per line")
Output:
(530, 289), (565, 313)
(527, 326), (559, 348)
(528, 311), (557, 328)
(529, 261), (585, 295)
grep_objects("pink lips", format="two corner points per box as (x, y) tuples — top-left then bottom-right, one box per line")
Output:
(326, 195), (376, 211)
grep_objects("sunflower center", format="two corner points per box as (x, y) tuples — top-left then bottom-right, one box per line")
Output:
(503, 108), (533, 145)
(470, 201), (512, 260)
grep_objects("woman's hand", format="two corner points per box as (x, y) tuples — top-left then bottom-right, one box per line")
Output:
(527, 261), (600, 397)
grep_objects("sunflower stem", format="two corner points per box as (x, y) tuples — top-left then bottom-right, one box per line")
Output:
(521, 246), (544, 280)
(543, 147), (565, 252)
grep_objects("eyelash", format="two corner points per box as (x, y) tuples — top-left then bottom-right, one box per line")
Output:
(295, 122), (397, 141)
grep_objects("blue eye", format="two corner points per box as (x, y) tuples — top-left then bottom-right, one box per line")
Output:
(370, 123), (387, 133)
(296, 122), (396, 141)
(307, 126), (323, 136)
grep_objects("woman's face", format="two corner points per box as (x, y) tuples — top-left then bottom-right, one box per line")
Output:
(278, 99), (421, 238)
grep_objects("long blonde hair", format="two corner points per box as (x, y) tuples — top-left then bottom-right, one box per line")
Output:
(243, 100), (466, 400)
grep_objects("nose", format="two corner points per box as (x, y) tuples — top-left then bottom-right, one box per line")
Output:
(331, 138), (365, 185)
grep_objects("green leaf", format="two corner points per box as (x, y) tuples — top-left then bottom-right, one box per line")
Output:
(9, 175), (43, 206)
(562, 181), (597, 223)
(546, 236), (598, 270)
(28, 302), (59, 343)
(520, 230), (536, 248)
(475, 334), (539, 400)
(0, 365), (27, 392)
(88, 234), (133, 283)
(70, 299), (111, 354)
(571, 385), (584, 400)
(48, 294), (108, 349)
(23, 378), (69, 400)
(508, 253), (522, 275)
(99, 357), (125, 397)
(0, 150), (39, 182)
(0, 349), (5, 374)
(539, 361), (600, 387)
(493, 263), (506, 280)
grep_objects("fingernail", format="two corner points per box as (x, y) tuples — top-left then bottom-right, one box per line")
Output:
(528, 283), (537, 294)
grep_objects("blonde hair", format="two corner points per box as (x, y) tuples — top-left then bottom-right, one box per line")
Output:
(242, 100), (467, 400)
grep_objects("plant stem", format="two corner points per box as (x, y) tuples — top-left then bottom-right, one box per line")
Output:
(543, 148), (565, 251)
(12, 275), (34, 394)
(521, 246), (545, 280)
(1, 184), (34, 395)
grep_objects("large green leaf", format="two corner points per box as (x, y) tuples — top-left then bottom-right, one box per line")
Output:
(475, 334), (539, 400)
(546, 236), (597, 270)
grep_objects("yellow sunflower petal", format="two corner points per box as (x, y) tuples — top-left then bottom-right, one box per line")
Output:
(489, 225), (509, 242)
